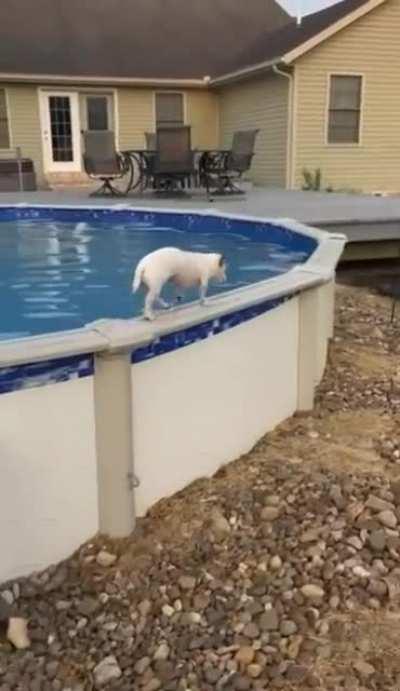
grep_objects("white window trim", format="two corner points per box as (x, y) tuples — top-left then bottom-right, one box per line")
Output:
(325, 72), (365, 148)
(153, 91), (187, 130)
(0, 87), (12, 150)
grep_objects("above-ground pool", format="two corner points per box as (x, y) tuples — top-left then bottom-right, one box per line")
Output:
(1, 208), (316, 340)
(0, 205), (345, 583)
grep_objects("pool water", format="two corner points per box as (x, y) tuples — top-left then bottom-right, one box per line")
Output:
(0, 218), (311, 340)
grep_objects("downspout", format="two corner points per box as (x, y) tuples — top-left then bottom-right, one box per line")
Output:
(273, 64), (296, 190)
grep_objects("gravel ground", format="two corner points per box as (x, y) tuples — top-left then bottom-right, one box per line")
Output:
(1, 285), (400, 691)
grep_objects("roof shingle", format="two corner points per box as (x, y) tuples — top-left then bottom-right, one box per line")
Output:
(0, 0), (289, 80)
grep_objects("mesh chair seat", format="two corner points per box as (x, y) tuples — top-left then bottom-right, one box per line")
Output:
(202, 129), (259, 197)
(82, 131), (131, 196)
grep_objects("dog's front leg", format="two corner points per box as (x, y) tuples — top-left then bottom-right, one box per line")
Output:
(199, 281), (208, 306)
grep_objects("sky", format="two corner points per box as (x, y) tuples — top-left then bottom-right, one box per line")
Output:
(278, 0), (342, 16)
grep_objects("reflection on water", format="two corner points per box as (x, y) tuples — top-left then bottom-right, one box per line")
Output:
(1, 219), (309, 340)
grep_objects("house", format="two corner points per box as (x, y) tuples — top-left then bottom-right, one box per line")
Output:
(0, 0), (398, 193)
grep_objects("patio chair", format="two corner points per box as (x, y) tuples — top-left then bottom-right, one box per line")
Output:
(147, 126), (196, 195)
(82, 130), (132, 196)
(202, 129), (259, 197)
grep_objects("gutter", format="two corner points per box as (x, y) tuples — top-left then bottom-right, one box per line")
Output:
(209, 59), (279, 87)
(0, 72), (209, 88)
(272, 64), (296, 190)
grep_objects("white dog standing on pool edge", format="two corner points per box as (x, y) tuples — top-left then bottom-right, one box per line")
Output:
(132, 247), (227, 320)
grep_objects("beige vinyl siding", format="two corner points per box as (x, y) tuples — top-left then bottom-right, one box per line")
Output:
(118, 88), (219, 150)
(218, 74), (289, 187)
(0, 84), (44, 184)
(117, 88), (154, 150)
(294, 0), (400, 193)
(186, 91), (219, 149)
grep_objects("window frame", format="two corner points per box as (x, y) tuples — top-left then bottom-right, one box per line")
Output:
(82, 92), (114, 133)
(154, 91), (186, 129)
(0, 88), (11, 149)
(325, 73), (364, 147)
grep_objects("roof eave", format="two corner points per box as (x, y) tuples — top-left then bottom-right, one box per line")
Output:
(0, 72), (210, 88)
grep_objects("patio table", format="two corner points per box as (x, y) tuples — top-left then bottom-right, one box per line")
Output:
(121, 147), (232, 195)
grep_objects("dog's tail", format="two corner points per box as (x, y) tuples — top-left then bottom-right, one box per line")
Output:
(132, 261), (144, 293)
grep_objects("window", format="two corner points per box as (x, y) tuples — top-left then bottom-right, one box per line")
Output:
(155, 92), (184, 127)
(0, 89), (10, 148)
(328, 75), (362, 144)
(86, 96), (109, 131)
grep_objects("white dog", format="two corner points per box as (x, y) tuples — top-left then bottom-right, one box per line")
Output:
(132, 247), (227, 320)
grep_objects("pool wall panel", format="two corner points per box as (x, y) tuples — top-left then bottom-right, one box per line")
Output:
(132, 297), (299, 516)
(0, 377), (98, 581)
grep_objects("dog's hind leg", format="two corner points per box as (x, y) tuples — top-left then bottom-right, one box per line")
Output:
(155, 296), (170, 310)
(144, 288), (158, 320)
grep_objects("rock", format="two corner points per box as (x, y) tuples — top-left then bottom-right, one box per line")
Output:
(264, 495), (280, 506)
(368, 579), (388, 598)
(235, 646), (255, 667)
(280, 620), (298, 637)
(261, 507), (280, 521)
(301, 584), (325, 603)
(143, 680), (162, 691)
(353, 660), (375, 678)
(390, 480), (400, 504)
(135, 657), (151, 675)
(330, 485), (346, 510)
(188, 611), (201, 624)
(138, 599), (152, 617)
(353, 566), (370, 579)
(369, 530), (386, 552)
(210, 509), (231, 538)
(243, 622), (259, 639)
(384, 572), (400, 601)
(77, 597), (99, 617)
(96, 550), (117, 568)
(247, 664), (262, 679)
(45, 661), (59, 680)
(93, 656), (122, 687)
(378, 510), (397, 528)
(178, 575), (196, 591)
(287, 635), (304, 660)
(154, 643), (170, 661)
(347, 536), (363, 550)
(234, 676), (252, 690)
(7, 618), (30, 649)
(204, 668), (222, 684)
(259, 608), (279, 631)
(56, 600), (71, 612)
(300, 528), (320, 543)
(329, 595), (340, 609)
(162, 605), (175, 618)
(286, 664), (308, 682)
(270, 555), (282, 571)
(366, 495), (394, 513)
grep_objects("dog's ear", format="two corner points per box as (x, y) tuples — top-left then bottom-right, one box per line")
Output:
(218, 254), (225, 267)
